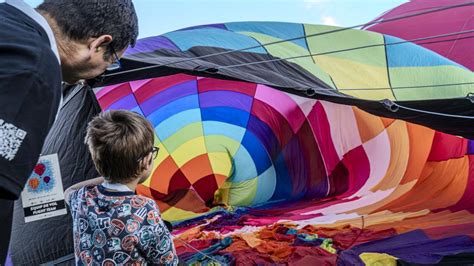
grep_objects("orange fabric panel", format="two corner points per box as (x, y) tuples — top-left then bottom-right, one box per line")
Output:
(384, 156), (470, 213)
(180, 154), (214, 184)
(136, 185), (153, 199)
(174, 190), (211, 212)
(400, 123), (435, 185)
(381, 117), (395, 128)
(150, 156), (179, 193)
(367, 210), (474, 235)
(352, 107), (386, 143)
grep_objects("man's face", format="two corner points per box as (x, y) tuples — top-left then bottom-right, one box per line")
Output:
(60, 36), (126, 84)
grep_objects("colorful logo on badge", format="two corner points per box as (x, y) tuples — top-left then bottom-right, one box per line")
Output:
(26, 161), (55, 193)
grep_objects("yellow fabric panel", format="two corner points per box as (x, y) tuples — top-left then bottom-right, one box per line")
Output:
(171, 136), (207, 167)
(208, 152), (233, 177)
(360, 252), (397, 266)
(161, 207), (207, 222)
(313, 55), (394, 100)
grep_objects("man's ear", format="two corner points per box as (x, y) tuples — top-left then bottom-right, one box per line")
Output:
(88, 35), (113, 56)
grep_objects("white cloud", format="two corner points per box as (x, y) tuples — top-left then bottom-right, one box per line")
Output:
(321, 15), (340, 26)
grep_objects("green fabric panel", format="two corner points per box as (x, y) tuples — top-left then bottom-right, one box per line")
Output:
(228, 177), (258, 206)
(304, 24), (387, 68)
(204, 135), (241, 156)
(390, 66), (474, 100)
(162, 122), (203, 153)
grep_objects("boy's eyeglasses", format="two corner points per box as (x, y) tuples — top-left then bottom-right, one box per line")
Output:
(106, 45), (122, 71)
(151, 146), (159, 160)
(137, 146), (159, 162)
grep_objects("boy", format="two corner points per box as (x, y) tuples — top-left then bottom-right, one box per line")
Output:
(65, 110), (178, 265)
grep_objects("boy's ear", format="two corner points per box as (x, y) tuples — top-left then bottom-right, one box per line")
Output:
(147, 154), (153, 167)
(140, 153), (153, 171)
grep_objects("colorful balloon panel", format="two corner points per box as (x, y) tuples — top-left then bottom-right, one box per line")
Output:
(92, 21), (474, 264)
(95, 73), (474, 216)
(125, 23), (473, 102)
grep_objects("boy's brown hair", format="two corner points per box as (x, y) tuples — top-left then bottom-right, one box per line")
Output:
(85, 110), (154, 183)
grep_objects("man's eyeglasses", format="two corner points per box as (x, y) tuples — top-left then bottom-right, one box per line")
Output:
(106, 46), (122, 71)
(137, 146), (159, 162)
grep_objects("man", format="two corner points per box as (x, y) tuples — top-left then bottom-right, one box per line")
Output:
(0, 0), (139, 263)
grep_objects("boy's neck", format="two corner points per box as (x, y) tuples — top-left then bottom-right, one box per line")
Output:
(105, 179), (138, 193)
(123, 181), (138, 193)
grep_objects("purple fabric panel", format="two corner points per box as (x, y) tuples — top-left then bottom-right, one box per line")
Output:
(140, 80), (197, 116)
(108, 94), (138, 110)
(282, 135), (308, 198)
(341, 230), (474, 265)
(125, 36), (180, 56)
(246, 115), (280, 160)
(296, 121), (328, 199)
(199, 91), (253, 111)
(468, 140), (474, 155)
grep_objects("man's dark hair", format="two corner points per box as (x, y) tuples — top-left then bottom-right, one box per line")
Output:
(37, 0), (139, 52)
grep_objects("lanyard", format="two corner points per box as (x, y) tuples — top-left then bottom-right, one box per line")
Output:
(102, 181), (133, 192)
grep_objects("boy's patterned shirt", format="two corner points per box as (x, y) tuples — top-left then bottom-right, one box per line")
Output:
(68, 184), (178, 266)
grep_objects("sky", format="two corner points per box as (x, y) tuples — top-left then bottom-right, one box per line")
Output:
(25, 0), (408, 38)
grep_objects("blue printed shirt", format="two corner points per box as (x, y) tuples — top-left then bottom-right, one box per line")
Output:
(67, 184), (178, 266)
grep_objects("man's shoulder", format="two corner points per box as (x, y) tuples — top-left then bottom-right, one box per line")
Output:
(0, 3), (59, 76)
